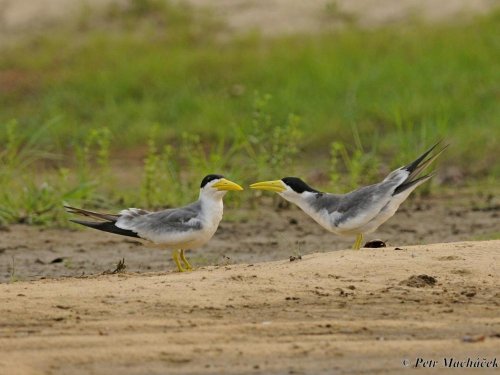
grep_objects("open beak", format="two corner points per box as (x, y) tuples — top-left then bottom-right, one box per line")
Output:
(212, 178), (244, 191)
(250, 180), (286, 193)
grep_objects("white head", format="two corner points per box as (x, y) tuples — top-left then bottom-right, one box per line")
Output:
(199, 174), (243, 200)
(250, 177), (320, 204)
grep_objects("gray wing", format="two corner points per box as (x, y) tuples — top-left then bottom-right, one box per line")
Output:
(115, 201), (203, 236)
(306, 175), (405, 230)
(333, 181), (400, 227)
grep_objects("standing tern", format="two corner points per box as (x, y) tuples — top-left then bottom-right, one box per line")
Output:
(65, 174), (243, 272)
(250, 142), (447, 250)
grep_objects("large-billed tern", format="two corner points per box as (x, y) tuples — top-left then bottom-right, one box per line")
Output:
(250, 143), (447, 250)
(65, 174), (243, 272)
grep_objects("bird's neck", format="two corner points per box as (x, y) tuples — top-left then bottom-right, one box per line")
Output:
(199, 193), (224, 223)
(283, 191), (316, 208)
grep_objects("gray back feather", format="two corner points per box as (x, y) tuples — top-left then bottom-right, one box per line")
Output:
(307, 179), (401, 226)
(117, 201), (203, 234)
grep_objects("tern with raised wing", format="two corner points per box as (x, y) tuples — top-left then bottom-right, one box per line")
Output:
(66, 174), (243, 272)
(250, 143), (447, 249)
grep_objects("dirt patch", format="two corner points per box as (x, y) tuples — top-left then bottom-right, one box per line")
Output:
(451, 268), (473, 276)
(400, 274), (437, 288)
(437, 255), (465, 261)
(0, 240), (498, 374)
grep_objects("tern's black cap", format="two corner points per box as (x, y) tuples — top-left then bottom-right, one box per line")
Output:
(200, 174), (224, 188)
(281, 177), (319, 193)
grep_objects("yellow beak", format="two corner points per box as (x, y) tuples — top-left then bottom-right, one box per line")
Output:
(212, 178), (244, 191)
(249, 180), (286, 193)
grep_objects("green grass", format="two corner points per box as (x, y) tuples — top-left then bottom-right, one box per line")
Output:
(0, 2), (499, 225)
(470, 231), (500, 241)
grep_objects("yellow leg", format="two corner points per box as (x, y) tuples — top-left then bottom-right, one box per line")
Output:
(358, 233), (364, 249)
(352, 234), (364, 250)
(180, 249), (193, 270)
(172, 249), (186, 272)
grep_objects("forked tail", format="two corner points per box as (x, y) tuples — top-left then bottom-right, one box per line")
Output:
(393, 141), (448, 196)
(64, 205), (139, 238)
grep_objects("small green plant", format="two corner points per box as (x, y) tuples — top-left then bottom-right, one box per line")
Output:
(0, 123), (109, 225)
(140, 127), (187, 208)
(63, 258), (75, 270)
(289, 241), (304, 262)
(246, 93), (303, 179)
(179, 130), (245, 205)
(75, 127), (112, 187)
(323, 0), (357, 25)
(0, 120), (52, 176)
(128, 0), (166, 16)
(9, 256), (21, 283)
(113, 258), (127, 273)
(329, 141), (343, 187)
(0, 168), (96, 225)
(141, 127), (164, 208)
(160, 143), (185, 201)
(329, 139), (380, 191)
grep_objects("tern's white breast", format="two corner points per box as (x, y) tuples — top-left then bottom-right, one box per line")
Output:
(356, 189), (413, 234)
(298, 202), (343, 234)
(198, 197), (224, 239)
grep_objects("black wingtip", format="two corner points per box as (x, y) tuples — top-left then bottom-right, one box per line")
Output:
(393, 173), (435, 196)
(70, 219), (140, 239)
(64, 205), (86, 215)
(65, 205), (119, 222)
(404, 141), (441, 174)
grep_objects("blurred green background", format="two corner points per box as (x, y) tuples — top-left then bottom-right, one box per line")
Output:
(0, 0), (499, 225)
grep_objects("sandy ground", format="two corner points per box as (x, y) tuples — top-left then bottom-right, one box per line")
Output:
(0, 0), (496, 38)
(0, 240), (498, 374)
